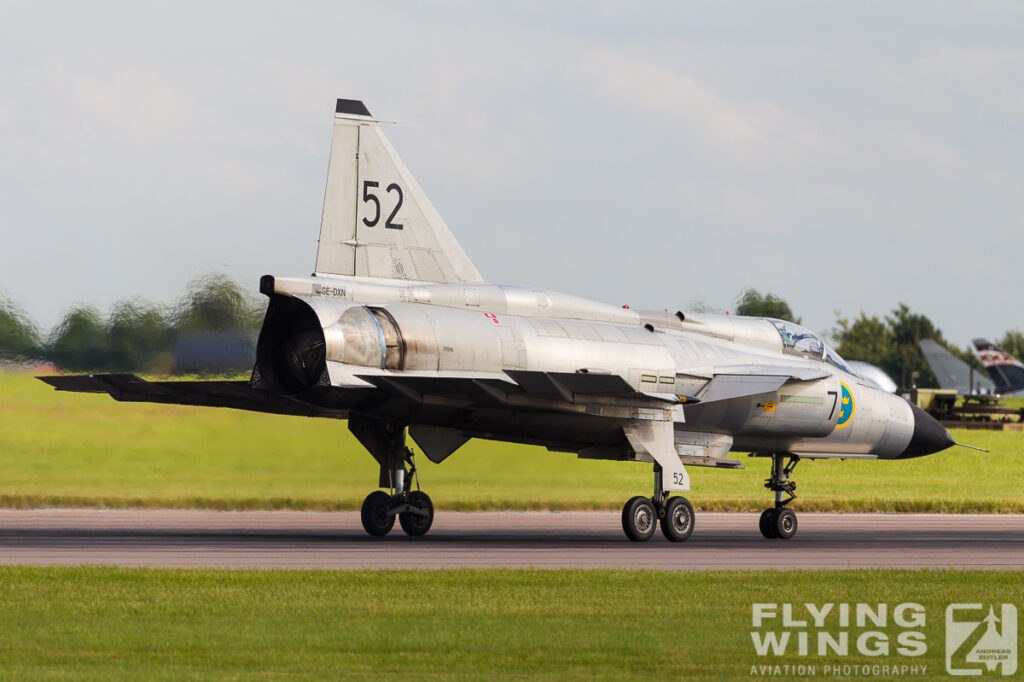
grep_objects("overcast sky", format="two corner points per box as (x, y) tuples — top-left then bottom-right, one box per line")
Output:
(1, 2), (1021, 346)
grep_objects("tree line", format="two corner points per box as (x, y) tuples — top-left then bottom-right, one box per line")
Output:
(1, 281), (1020, 388)
(0, 274), (265, 374)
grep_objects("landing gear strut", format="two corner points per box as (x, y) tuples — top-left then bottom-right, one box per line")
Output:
(350, 417), (435, 538)
(759, 453), (799, 540)
(359, 446), (434, 537)
(621, 464), (695, 543)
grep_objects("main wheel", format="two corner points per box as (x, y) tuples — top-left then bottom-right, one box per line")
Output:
(773, 507), (798, 540)
(399, 491), (434, 537)
(622, 496), (657, 542)
(360, 490), (395, 536)
(759, 508), (778, 539)
(660, 496), (695, 542)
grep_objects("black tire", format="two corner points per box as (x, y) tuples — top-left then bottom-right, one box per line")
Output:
(621, 496), (657, 542)
(360, 490), (395, 536)
(774, 507), (798, 540)
(399, 491), (434, 537)
(759, 508), (778, 539)
(660, 496), (695, 542)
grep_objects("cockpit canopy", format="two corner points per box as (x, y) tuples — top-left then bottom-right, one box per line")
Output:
(768, 319), (855, 375)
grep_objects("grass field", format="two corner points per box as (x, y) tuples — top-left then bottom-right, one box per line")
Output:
(2, 372), (1023, 513)
(0, 566), (1017, 680)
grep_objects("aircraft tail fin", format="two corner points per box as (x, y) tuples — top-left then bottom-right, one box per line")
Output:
(918, 339), (995, 394)
(314, 99), (483, 284)
(973, 338), (1024, 393)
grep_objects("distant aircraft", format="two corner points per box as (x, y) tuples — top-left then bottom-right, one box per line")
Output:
(41, 99), (960, 543)
(973, 339), (1024, 396)
(919, 339), (996, 395)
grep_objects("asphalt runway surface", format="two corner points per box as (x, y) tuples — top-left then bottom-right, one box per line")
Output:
(0, 509), (1021, 570)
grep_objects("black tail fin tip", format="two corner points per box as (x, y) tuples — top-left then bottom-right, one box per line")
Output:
(336, 99), (371, 117)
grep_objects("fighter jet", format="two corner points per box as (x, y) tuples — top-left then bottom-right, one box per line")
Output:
(40, 99), (959, 542)
(973, 339), (1024, 396)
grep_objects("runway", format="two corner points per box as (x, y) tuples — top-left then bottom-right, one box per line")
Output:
(0, 509), (1020, 570)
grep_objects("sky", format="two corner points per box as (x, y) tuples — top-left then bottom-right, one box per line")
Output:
(1, 1), (1022, 346)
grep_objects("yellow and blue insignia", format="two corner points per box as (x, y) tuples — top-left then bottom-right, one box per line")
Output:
(835, 381), (855, 429)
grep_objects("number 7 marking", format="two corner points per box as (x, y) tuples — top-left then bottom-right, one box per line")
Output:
(827, 391), (838, 420)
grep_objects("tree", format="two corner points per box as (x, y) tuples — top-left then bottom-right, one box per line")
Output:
(107, 299), (172, 371)
(18, 273), (265, 374)
(172, 274), (265, 335)
(0, 295), (40, 361)
(831, 304), (961, 388)
(830, 312), (898, 380)
(886, 303), (940, 388)
(735, 288), (800, 322)
(996, 329), (1024, 360)
(46, 306), (110, 371)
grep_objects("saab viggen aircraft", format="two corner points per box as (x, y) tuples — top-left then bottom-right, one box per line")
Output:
(974, 339), (1024, 396)
(41, 99), (960, 543)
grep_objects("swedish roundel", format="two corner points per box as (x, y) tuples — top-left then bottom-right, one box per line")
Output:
(835, 381), (855, 429)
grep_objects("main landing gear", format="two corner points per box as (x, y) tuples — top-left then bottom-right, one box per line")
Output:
(621, 465), (695, 543)
(360, 446), (435, 537)
(348, 416), (436, 538)
(759, 453), (799, 540)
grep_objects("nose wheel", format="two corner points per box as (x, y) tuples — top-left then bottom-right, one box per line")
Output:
(758, 506), (797, 539)
(621, 465), (695, 543)
(758, 453), (799, 540)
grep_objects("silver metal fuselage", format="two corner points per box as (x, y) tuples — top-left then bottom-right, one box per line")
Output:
(260, 273), (916, 463)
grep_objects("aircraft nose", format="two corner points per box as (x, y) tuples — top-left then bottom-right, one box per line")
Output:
(899, 403), (955, 458)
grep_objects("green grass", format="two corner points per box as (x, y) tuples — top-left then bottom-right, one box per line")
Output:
(3, 372), (1024, 512)
(0, 566), (1017, 680)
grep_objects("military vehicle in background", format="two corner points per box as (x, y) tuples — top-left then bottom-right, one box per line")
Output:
(915, 339), (1021, 429)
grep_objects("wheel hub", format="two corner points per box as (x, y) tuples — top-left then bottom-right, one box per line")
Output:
(671, 505), (691, 533)
(634, 507), (653, 533)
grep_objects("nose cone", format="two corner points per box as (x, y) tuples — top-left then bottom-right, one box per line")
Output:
(900, 403), (955, 458)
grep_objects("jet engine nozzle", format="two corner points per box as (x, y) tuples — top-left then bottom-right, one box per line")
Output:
(899, 403), (955, 458)
(321, 306), (403, 370)
(255, 295), (405, 394)
(279, 328), (326, 392)
(255, 295), (328, 394)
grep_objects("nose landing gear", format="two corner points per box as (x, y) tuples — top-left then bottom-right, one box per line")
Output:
(758, 453), (799, 540)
